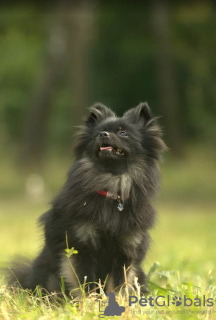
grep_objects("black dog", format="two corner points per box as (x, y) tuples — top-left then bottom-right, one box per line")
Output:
(7, 103), (166, 296)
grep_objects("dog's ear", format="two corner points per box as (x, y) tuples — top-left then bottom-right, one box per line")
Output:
(123, 102), (151, 126)
(86, 103), (115, 126)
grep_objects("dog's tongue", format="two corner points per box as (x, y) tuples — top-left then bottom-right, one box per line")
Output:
(100, 146), (113, 151)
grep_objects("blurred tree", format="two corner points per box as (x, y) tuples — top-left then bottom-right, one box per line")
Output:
(152, 0), (183, 156)
(21, 0), (96, 167)
(21, 21), (65, 166)
(64, 0), (96, 126)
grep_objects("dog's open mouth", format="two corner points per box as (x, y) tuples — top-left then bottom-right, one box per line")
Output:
(100, 144), (124, 155)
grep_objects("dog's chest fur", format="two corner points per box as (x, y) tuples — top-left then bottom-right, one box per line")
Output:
(79, 158), (133, 201)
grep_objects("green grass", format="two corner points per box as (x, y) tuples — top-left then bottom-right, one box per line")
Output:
(0, 145), (216, 319)
(0, 200), (215, 319)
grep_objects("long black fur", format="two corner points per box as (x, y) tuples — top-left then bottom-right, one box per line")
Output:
(6, 103), (166, 296)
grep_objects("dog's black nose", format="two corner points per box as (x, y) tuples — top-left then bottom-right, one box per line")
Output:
(99, 131), (110, 138)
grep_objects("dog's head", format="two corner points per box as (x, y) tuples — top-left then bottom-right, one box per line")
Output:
(74, 103), (167, 172)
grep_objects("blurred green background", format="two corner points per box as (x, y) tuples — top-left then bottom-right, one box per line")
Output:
(0, 1), (216, 284)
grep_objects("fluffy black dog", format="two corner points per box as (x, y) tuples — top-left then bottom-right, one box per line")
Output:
(7, 103), (166, 296)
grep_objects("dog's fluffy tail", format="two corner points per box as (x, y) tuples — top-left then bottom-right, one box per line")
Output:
(3, 256), (33, 289)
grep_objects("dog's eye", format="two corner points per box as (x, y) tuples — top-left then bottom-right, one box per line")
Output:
(119, 131), (128, 137)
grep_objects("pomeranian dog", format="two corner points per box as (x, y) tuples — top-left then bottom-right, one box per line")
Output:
(6, 103), (166, 296)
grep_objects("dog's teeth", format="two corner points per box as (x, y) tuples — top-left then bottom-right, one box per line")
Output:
(117, 149), (123, 155)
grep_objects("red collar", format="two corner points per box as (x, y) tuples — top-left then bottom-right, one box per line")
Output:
(96, 190), (119, 200)
(96, 190), (124, 211)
